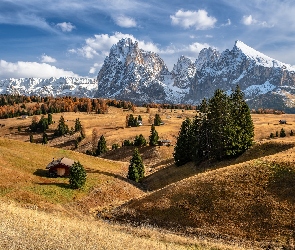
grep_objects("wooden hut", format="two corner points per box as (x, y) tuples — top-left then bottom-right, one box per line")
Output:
(46, 157), (75, 177)
(157, 139), (171, 146)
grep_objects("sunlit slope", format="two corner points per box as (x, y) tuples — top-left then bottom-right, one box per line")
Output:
(0, 137), (143, 214)
(112, 141), (295, 244)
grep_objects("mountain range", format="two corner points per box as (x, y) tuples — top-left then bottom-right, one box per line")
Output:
(1, 39), (295, 111)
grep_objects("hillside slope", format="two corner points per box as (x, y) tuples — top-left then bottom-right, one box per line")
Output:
(0, 137), (144, 215)
(109, 140), (295, 248)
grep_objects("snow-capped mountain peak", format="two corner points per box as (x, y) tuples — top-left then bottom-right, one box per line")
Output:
(234, 40), (295, 70)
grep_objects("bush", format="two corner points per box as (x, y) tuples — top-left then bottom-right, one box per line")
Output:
(123, 139), (133, 146)
(112, 143), (119, 150)
(69, 161), (87, 189)
(269, 132), (274, 138)
(280, 128), (286, 137)
(127, 148), (144, 182)
(134, 134), (147, 146)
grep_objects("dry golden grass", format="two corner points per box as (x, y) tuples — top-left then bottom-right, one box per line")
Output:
(1, 199), (240, 250)
(0, 137), (144, 215)
(0, 107), (196, 149)
(111, 140), (295, 248)
(2, 110), (295, 249)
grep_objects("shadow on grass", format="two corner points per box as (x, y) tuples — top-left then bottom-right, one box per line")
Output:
(86, 168), (143, 189)
(143, 141), (295, 192)
(37, 182), (71, 189)
(33, 169), (49, 177)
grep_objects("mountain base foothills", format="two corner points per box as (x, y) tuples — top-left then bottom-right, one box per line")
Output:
(2, 103), (295, 249)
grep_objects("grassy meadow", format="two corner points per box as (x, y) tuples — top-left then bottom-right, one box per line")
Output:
(1, 107), (295, 249)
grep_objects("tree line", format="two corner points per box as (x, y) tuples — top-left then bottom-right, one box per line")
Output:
(174, 86), (254, 166)
(0, 95), (136, 119)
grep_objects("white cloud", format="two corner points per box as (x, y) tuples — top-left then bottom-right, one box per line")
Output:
(0, 12), (56, 33)
(56, 22), (76, 32)
(170, 9), (217, 30)
(89, 63), (101, 74)
(0, 60), (79, 79)
(40, 54), (56, 63)
(242, 15), (257, 25)
(242, 15), (273, 27)
(222, 19), (231, 26)
(70, 32), (160, 59)
(69, 31), (213, 71)
(114, 15), (137, 28)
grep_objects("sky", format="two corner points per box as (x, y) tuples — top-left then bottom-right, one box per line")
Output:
(1, 0), (295, 79)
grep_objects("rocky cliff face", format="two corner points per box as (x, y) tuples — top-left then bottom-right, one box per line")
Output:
(95, 39), (295, 107)
(95, 38), (170, 104)
(189, 41), (295, 103)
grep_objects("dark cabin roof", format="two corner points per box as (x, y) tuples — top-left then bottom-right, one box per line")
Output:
(46, 157), (75, 169)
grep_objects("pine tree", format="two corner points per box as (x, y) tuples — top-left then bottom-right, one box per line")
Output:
(29, 134), (34, 143)
(38, 115), (48, 132)
(69, 161), (87, 189)
(173, 118), (192, 166)
(127, 148), (144, 182)
(207, 89), (232, 160)
(55, 116), (69, 136)
(30, 116), (39, 132)
(96, 135), (108, 155)
(280, 128), (286, 137)
(42, 132), (48, 144)
(48, 113), (53, 125)
(149, 124), (159, 146)
(154, 114), (162, 126)
(177, 87), (254, 164)
(229, 86), (254, 155)
(134, 134), (147, 146)
(74, 118), (82, 132)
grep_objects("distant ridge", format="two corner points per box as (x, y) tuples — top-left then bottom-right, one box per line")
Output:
(1, 39), (295, 111)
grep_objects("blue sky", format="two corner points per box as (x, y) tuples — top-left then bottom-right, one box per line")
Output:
(1, 0), (295, 79)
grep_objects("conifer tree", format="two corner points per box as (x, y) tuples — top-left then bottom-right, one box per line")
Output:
(207, 89), (232, 160)
(47, 113), (53, 125)
(127, 148), (144, 182)
(134, 134), (147, 146)
(74, 118), (82, 132)
(96, 135), (108, 155)
(55, 116), (69, 136)
(69, 161), (87, 189)
(280, 128), (286, 137)
(38, 115), (49, 132)
(174, 86), (254, 165)
(30, 116), (39, 132)
(42, 132), (48, 144)
(154, 114), (162, 126)
(173, 118), (192, 166)
(229, 85), (254, 155)
(29, 134), (34, 143)
(149, 124), (159, 146)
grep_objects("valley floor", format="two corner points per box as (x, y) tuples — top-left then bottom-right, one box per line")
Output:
(1, 112), (295, 249)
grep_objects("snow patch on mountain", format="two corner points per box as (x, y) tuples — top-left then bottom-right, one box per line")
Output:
(0, 77), (98, 97)
(235, 40), (295, 71)
(244, 81), (276, 97)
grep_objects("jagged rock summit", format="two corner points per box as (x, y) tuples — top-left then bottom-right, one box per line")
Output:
(1, 39), (295, 110)
(95, 38), (295, 107)
(95, 38), (170, 104)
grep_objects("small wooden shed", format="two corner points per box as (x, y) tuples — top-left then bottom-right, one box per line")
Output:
(157, 139), (171, 146)
(46, 157), (75, 177)
(279, 120), (287, 124)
